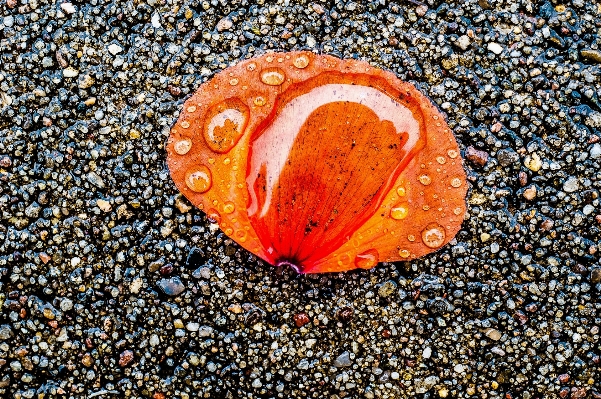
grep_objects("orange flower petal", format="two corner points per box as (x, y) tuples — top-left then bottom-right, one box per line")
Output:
(167, 51), (467, 274)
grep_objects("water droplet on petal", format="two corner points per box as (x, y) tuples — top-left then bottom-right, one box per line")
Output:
(407, 234), (415, 242)
(355, 249), (379, 269)
(254, 96), (267, 106)
(293, 54), (310, 69)
(266, 56), (274, 63)
(447, 149), (458, 159)
(203, 98), (250, 153)
(419, 174), (432, 185)
(421, 223), (446, 249)
(399, 249), (410, 258)
(390, 203), (409, 220)
(260, 67), (286, 86)
(185, 166), (212, 193)
(436, 156), (446, 164)
(337, 253), (352, 266)
(453, 207), (463, 215)
(450, 177), (463, 188)
(174, 138), (192, 155)
(225, 227), (234, 235)
(187, 106), (197, 113)
(229, 78), (239, 86)
(181, 121), (190, 129)
(223, 201), (235, 214)
(247, 62), (257, 71)
(396, 186), (406, 197)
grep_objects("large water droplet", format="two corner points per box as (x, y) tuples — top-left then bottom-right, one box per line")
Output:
(355, 249), (379, 269)
(421, 223), (446, 249)
(390, 203), (409, 220)
(293, 54), (310, 69)
(447, 149), (458, 159)
(419, 174), (432, 185)
(396, 186), (406, 197)
(398, 249), (410, 258)
(173, 138), (192, 155)
(450, 177), (463, 188)
(185, 165), (212, 193)
(260, 67), (286, 86)
(223, 201), (235, 214)
(203, 98), (249, 153)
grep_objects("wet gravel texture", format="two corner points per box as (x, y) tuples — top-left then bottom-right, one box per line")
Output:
(1, 0), (601, 398)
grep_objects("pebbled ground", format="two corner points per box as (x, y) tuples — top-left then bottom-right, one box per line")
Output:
(0, 0), (600, 398)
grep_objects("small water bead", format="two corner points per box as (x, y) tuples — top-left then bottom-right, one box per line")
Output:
(422, 205), (430, 211)
(337, 253), (352, 266)
(181, 121), (190, 129)
(436, 156), (446, 164)
(450, 177), (463, 188)
(187, 106), (197, 113)
(399, 249), (410, 258)
(266, 56), (274, 63)
(408, 234), (415, 242)
(447, 149), (458, 159)
(396, 186), (406, 197)
(354, 249), (379, 269)
(185, 166), (212, 193)
(247, 63), (257, 71)
(260, 67), (286, 86)
(223, 202), (235, 214)
(419, 174), (432, 185)
(174, 138), (192, 155)
(421, 223), (446, 249)
(453, 207), (463, 215)
(223, 158), (231, 165)
(204, 98), (250, 153)
(390, 203), (409, 220)
(225, 227), (234, 235)
(229, 78), (239, 86)
(254, 96), (267, 106)
(293, 54), (310, 69)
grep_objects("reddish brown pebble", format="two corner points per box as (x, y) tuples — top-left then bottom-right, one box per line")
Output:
(153, 394), (166, 399)
(596, 215), (601, 224)
(159, 264), (173, 276)
(518, 171), (528, 186)
(513, 310), (528, 325)
(0, 156), (12, 168)
(336, 307), (354, 323)
(559, 388), (570, 398)
(6, 0), (16, 8)
(540, 219), (554, 231)
(465, 146), (489, 167)
(119, 350), (134, 367)
(39, 252), (51, 264)
(557, 374), (570, 383)
(167, 85), (182, 96)
(381, 329), (391, 338)
(571, 388), (587, 399)
(293, 312), (311, 328)
(82, 353), (93, 367)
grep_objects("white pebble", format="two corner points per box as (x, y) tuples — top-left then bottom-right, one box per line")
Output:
(487, 42), (503, 55)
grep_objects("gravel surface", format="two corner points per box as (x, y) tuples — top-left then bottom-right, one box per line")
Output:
(1, 0), (601, 398)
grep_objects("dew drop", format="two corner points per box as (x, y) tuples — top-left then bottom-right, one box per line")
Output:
(266, 56), (274, 63)
(203, 98), (250, 153)
(229, 78), (239, 86)
(181, 121), (190, 129)
(447, 149), (458, 159)
(453, 207), (463, 215)
(450, 177), (463, 188)
(419, 174), (432, 185)
(254, 96), (267, 106)
(396, 186), (406, 197)
(185, 165), (212, 193)
(354, 249), (379, 269)
(407, 234), (415, 242)
(187, 105), (197, 113)
(247, 62), (257, 71)
(224, 227), (234, 235)
(423, 205), (430, 211)
(293, 54), (310, 69)
(260, 67), (286, 86)
(223, 157), (231, 165)
(436, 156), (446, 164)
(173, 138), (192, 155)
(421, 223), (446, 249)
(223, 201), (235, 214)
(390, 203), (409, 220)
(399, 249), (410, 258)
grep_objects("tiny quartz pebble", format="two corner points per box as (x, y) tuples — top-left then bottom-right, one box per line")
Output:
(167, 51), (467, 273)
